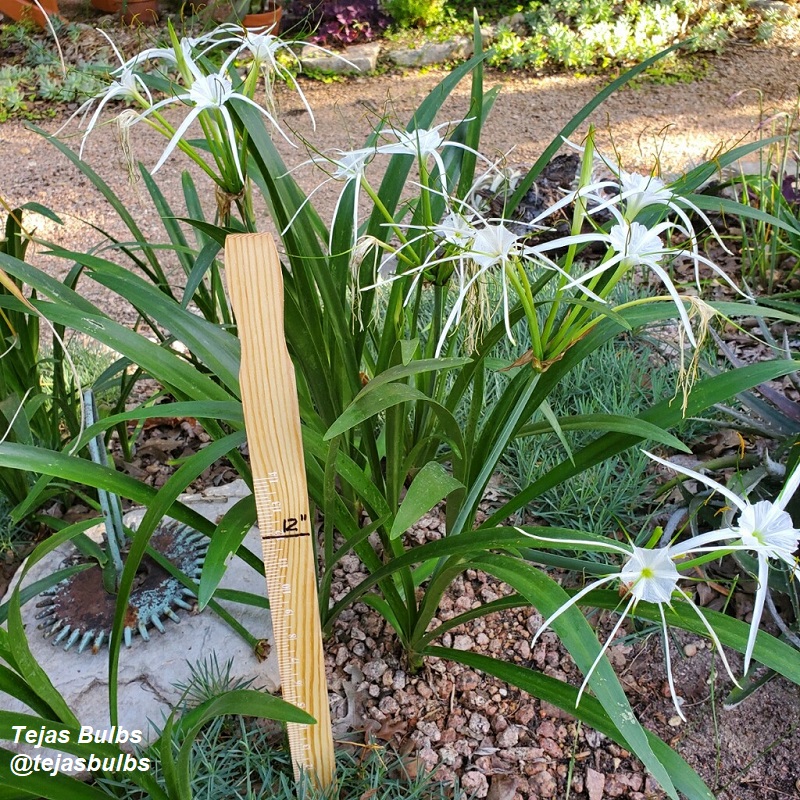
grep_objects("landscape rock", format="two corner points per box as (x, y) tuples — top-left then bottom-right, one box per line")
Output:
(0, 481), (279, 751)
(497, 12), (528, 34)
(487, 774), (519, 800)
(300, 42), (380, 74)
(461, 770), (490, 798)
(751, 0), (797, 19)
(585, 767), (605, 800)
(385, 36), (474, 68)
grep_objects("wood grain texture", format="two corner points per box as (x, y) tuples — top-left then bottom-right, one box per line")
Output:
(225, 233), (334, 790)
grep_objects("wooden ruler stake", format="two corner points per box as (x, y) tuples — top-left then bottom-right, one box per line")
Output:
(225, 233), (334, 791)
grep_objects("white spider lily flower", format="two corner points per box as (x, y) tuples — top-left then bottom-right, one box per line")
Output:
(531, 210), (700, 346)
(598, 170), (742, 296)
(376, 121), (493, 193)
(645, 450), (800, 674)
(136, 51), (293, 184)
(365, 206), (479, 295)
(437, 208), (478, 248)
(281, 146), (376, 252)
(561, 136), (737, 279)
(566, 169), (676, 223)
(367, 207), (535, 351)
(365, 178), (548, 353)
(56, 29), (152, 157)
(204, 24), (357, 129)
(616, 170), (675, 220)
(77, 66), (152, 159)
(519, 529), (739, 719)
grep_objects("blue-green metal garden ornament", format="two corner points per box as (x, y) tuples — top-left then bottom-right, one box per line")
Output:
(34, 390), (207, 653)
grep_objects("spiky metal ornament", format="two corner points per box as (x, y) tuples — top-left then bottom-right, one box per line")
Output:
(35, 521), (207, 653)
(35, 391), (208, 654)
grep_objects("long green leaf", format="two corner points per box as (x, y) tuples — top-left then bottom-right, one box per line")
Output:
(171, 688), (313, 799)
(30, 300), (232, 402)
(516, 412), (691, 451)
(0, 444), (215, 535)
(0, 665), (57, 720)
(0, 747), (113, 800)
(671, 136), (784, 194)
(355, 357), (472, 400)
(325, 384), (464, 462)
(686, 194), (800, 237)
(198, 493), (256, 609)
(29, 127), (165, 283)
(389, 462), (464, 540)
(0, 713), (169, 799)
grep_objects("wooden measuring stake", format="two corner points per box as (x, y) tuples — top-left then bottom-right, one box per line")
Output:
(225, 233), (335, 790)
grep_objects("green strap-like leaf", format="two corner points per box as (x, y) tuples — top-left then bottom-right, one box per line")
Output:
(198, 493), (256, 610)
(686, 194), (800, 237)
(389, 462), (464, 540)
(0, 747), (113, 800)
(325, 384), (464, 464)
(0, 713), (169, 799)
(515, 412), (691, 452)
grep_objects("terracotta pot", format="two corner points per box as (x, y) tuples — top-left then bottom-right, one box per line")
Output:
(90, 0), (159, 24)
(241, 3), (281, 31)
(0, 0), (59, 28)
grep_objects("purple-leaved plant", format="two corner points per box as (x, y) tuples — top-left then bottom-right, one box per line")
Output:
(305, 0), (388, 46)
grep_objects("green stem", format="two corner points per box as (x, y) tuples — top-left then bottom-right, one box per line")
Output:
(505, 259), (542, 363)
(360, 180), (417, 265)
(546, 257), (627, 360)
(141, 113), (221, 186)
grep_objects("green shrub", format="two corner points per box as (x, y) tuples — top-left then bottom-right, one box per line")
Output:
(382, 0), (445, 27)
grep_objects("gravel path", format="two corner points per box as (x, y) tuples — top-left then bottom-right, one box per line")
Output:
(2, 40), (799, 289)
(2, 36), (800, 800)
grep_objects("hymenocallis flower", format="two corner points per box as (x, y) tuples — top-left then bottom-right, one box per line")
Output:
(562, 136), (733, 240)
(281, 146), (377, 252)
(519, 528), (739, 719)
(530, 204), (738, 347)
(56, 29), (153, 158)
(376, 121), (494, 194)
(203, 24), (355, 127)
(645, 450), (800, 674)
(556, 137), (746, 305)
(366, 193), (540, 351)
(135, 49), (291, 185)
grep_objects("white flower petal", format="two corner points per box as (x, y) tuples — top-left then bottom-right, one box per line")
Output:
(619, 545), (680, 605)
(643, 451), (748, 513)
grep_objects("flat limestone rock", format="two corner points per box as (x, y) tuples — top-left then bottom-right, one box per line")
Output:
(300, 42), (380, 74)
(0, 480), (279, 749)
(385, 36), (474, 68)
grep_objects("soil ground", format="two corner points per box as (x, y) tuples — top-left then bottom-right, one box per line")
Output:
(2, 19), (800, 800)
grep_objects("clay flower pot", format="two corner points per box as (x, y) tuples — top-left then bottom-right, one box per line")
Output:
(0, 0), (59, 28)
(241, 1), (281, 31)
(90, 0), (159, 25)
